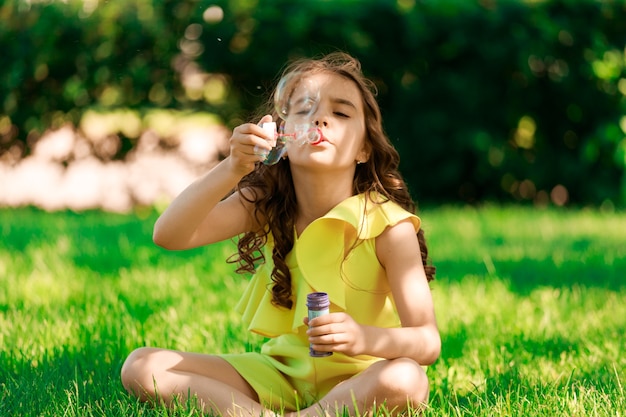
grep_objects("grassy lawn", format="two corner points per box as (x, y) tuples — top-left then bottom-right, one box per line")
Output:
(1, 205), (624, 416)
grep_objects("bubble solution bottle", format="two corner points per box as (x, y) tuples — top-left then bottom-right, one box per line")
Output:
(306, 292), (333, 357)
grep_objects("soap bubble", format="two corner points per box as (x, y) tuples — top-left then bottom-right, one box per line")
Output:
(274, 72), (318, 120)
(257, 72), (323, 166)
(274, 72), (322, 146)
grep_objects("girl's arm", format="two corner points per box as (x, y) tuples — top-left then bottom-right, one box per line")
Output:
(307, 219), (441, 365)
(365, 218), (441, 364)
(152, 116), (273, 250)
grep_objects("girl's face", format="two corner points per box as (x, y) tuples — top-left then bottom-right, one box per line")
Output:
(283, 72), (368, 170)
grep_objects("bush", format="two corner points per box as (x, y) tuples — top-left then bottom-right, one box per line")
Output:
(1, 0), (624, 207)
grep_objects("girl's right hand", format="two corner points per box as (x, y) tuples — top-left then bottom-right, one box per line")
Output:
(226, 115), (275, 176)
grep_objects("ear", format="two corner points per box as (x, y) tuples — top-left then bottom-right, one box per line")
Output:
(356, 147), (370, 164)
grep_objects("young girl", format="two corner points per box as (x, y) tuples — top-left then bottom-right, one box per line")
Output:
(121, 52), (440, 416)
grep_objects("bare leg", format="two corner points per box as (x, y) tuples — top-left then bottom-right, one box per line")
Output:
(287, 358), (430, 417)
(120, 347), (276, 417)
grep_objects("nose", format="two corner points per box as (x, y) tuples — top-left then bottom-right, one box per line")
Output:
(311, 101), (329, 127)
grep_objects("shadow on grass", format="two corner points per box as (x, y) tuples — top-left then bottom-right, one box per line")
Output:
(440, 322), (583, 362)
(0, 207), (230, 277)
(436, 256), (625, 293)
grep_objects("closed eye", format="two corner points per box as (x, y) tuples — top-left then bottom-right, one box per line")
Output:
(334, 111), (349, 118)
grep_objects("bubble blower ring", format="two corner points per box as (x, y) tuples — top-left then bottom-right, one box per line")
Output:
(255, 72), (323, 165)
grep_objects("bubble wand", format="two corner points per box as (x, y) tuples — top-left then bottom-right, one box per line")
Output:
(256, 72), (323, 165)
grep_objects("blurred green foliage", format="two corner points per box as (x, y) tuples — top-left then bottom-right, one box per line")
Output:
(1, 0), (625, 206)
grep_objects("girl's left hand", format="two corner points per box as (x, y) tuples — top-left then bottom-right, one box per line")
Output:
(304, 312), (367, 357)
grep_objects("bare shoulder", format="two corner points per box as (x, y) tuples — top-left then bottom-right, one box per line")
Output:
(375, 219), (421, 267)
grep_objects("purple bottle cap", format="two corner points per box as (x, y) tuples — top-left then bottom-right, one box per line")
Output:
(307, 292), (330, 310)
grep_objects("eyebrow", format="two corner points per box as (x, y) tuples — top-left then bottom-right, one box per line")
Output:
(330, 97), (358, 109)
(291, 96), (358, 110)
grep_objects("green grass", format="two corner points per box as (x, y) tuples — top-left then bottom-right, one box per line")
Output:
(1, 205), (625, 416)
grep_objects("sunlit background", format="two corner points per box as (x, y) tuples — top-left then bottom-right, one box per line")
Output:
(1, 0), (625, 211)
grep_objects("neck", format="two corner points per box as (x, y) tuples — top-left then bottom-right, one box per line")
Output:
(290, 167), (356, 235)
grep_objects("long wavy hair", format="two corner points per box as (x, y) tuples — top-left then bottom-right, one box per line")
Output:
(230, 52), (435, 309)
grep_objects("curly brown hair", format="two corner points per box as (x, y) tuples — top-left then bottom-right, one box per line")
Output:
(230, 52), (435, 309)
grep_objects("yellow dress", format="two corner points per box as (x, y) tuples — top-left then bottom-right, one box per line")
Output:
(221, 193), (421, 411)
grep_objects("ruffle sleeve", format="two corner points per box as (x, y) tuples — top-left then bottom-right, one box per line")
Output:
(235, 193), (421, 337)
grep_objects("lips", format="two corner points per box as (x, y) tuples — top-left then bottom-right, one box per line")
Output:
(310, 130), (327, 146)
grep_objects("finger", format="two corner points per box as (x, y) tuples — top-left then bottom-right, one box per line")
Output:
(234, 123), (273, 143)
(309, 312), (344, 327)
(310, 332), (347, 347)
(229, 141), (269, 166)
(307, 322), (338, 337)
(232, 129), (273, 152)
(234, 144), (269, 163)
(252, 144), (269, 161)
(257, 114), (273, 126)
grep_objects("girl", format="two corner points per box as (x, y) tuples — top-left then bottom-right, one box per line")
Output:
(121, 52), (440, 416)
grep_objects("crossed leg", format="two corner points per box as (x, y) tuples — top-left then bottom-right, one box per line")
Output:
(120, 348), (429, 417)
(289, 358), (429, 417)
(121, 347), (272, 416)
